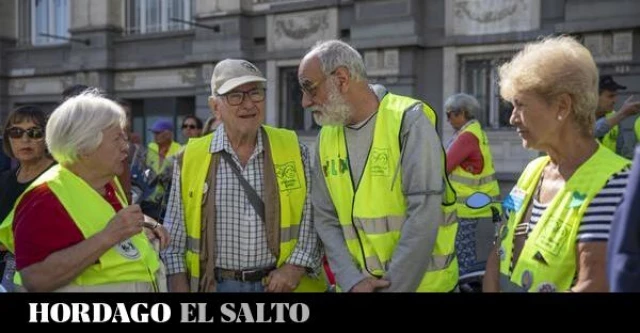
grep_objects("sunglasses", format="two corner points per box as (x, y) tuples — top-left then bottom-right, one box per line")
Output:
(182, 124), (198, 129)
(7, 127), (45, 140)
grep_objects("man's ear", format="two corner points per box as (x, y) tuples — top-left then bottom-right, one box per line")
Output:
(333, 66), (350, 93)
(208, 96), (217, 113)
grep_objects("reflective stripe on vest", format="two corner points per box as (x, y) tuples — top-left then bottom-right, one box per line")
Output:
(181, 126), (326, 292)
(363, 253), (456, 275)
(0, 165), (159, 287)
(498, 145), (629, 292)
(319, 92), (458, 292)
(448, 173), (496, 186)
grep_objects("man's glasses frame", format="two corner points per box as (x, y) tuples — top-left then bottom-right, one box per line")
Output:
(217, 88), (266, 106)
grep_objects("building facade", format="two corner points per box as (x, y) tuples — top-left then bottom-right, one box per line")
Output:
(0, 0), (639, 189)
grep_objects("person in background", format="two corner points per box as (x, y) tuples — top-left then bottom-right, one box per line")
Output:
(593, 75), (640, 159)
(0, 106), (56, 292)
(444, 93), (501, 292)
(608, 145), (640, 292)
(181, 115), (203, 143)
(202, 113), (222, 136)
(484, 35), (629, 293)
(143, 119), (182, 222)
(61, 84), (90, 102)
(0, 90), (169, 292)
(300, 40), (458, 292)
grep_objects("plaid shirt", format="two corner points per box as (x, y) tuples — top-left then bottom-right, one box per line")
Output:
(161, 124), (322, 275)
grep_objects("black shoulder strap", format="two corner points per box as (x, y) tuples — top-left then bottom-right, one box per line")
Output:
(219, 151), (265, 223)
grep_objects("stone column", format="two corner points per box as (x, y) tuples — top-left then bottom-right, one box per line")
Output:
(0, 0), (18, 122)
(68, 0), (124, 92)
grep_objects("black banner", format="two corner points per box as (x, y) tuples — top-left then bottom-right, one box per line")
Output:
(0, 292), (633, 326)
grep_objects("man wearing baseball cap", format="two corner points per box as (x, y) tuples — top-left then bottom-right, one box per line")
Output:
(143, 118), (182, 221)
(594, 75), (640, 159)
(161, 59), (327, 293)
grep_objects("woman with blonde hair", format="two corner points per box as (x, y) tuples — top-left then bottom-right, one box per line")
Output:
(0, 90), (169, 292)
(483, 35), (630, 292)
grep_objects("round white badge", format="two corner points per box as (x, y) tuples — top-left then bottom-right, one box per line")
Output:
(115, 239), (141, 260)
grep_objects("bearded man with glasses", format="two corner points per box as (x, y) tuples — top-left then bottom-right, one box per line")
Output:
(161, 59), (328, 293)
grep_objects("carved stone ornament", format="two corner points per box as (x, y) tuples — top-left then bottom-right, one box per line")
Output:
(179, 69), (197, 85)
(269, 9), (337, 51)
(450, 0), (538, 36)
(9, 80), (26, 94)
(116, 74), (136, 89)
(454, 0), (525, 23)
(275, 12), (328, 40)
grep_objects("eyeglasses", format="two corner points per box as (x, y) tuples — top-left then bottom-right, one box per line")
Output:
(219, 88), (266, 106)
(182, 124), (198, 129)
(299, 69), (338, 98)
(7, 127), (44, 140)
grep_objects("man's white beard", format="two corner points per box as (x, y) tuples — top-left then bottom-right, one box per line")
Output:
(311, 81), (351, 126)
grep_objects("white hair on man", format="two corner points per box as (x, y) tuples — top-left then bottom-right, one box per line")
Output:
(308, 40), (368, 82)
(46, 89), (127, 165)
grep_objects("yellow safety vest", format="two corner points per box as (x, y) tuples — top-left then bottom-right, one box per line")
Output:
(449, 120), (502, 218)
(180, 126), (327, 292)
(0, 165), (159, 287)
(318, 92), (458, 292)
(598, 111), (619, 153)
(146, 141), (182, 202)
(498, 144), (629, 292)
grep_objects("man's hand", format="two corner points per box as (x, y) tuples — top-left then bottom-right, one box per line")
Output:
(264, 264), (306, 292)
(619, 95), (640, 118)
(350, 277), (390, 292)
(167, 273), (189, 292)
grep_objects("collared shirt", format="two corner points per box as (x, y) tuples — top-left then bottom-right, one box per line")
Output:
(161, 124), (322, 274)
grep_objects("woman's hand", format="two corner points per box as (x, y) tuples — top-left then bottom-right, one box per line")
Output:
(102, 204), (145, 245)
(142, 215), (170, 250)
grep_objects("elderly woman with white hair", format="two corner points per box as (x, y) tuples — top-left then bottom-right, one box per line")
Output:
(484, 35), (631, 293)
(0, 90), (169, 292)
(444, 93), (501, 293)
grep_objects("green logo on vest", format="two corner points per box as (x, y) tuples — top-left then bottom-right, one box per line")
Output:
(275, 162), (301, 191)
(536, 217), (570, 255)
(322, 158), (349, 177)
(370, 148), (390, 177)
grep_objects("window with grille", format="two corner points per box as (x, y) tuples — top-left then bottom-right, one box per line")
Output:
(31, 0), (70, 45)
(126, 0), (194, 35)
(459, 54), (514, 129)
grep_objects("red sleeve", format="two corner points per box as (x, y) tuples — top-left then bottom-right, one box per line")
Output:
(446, 132), (480, 174)
(13, 184), (85, 270)
(117, 162), (132, 205)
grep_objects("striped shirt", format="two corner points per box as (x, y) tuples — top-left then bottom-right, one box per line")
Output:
(161, 124), (322, 275)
